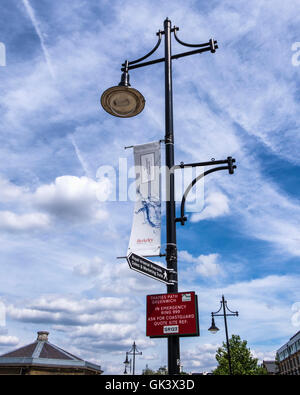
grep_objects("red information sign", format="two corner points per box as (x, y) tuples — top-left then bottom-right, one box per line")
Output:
(146, 291), (199, 338)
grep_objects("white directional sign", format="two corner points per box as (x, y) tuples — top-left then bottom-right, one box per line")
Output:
(127, 252), (174, 285)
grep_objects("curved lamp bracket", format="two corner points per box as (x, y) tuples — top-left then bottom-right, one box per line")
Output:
(212, 297), (239, 318)
(212, 302), (223, 316)
(174, 28), (217, 53)
(175, 157), (236, 226)
(224, 301), (239, 316)
(120, 25), (218, 72)
(122, 31), (162, 68)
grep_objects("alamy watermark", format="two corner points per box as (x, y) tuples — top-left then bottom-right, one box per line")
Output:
(96, 158), (205, 213)
(0, 42), (6, 67)
(291, 42), (300, 67)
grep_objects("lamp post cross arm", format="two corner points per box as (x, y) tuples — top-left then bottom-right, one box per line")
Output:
(211, 301), (223, 316)
(174, 157), (236, 170)
(120, 25), (217, 72)
(128, 341), (142, 356)
(224, 301), (239, 316)
(174, 27), (217, 51)
(121, 45), (216, 72)
(213, 313), (238, 317)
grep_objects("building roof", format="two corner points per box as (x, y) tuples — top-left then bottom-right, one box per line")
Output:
(0, 331), (102, 373)
(262, 360), (277, 374)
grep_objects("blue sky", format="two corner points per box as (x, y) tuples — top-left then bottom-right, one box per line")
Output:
(0, 0), (299, 374)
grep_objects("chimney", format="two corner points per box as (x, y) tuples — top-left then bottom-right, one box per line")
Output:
(37, 331), (49, 341)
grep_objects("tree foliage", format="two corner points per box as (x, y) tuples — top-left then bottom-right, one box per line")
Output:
(142, 365), (168, 375)
(142, 365), (188, 375)
(213, 334), (267, 375)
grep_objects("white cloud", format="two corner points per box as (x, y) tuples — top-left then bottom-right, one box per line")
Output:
(31, 295), (134, 313)
(0, 0), (299, 374)
(179, 251), (223, 278)
(0, 211), (50, 232)
(92, 258), (163, 295)
(291, 302), (300, 327)
(0, 177), (26, 203)
(63, 323), (137, 340)
(0, 175), (111, 230)
(196, 254), (223, 277)
(73, 257), (102, 277)
(7, 295), (139, 327)
(229, 171), (300, 257)
(0, 335), (19, 348)
(196, 274), (300, 344)
(182, 343), (218, 373)
(252, 349), (277, 365)
(190, 192), (229, 222)
(34, 175), (110, 223)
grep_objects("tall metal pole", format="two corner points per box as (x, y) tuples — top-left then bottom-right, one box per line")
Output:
(102, 17), (225, 378)
(164, 17), (180, 375)
(222, 296), (233, 375)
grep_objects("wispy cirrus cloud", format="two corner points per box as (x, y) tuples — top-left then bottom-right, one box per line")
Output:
(21, 0), (55, 79)
(69, 135), (92, 178)
(0, 0), (299, 374)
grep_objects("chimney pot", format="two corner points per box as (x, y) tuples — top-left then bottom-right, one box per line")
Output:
(37, 331), (49, 341)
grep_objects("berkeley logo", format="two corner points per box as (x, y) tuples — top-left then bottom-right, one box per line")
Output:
(136, 238), (154, 244)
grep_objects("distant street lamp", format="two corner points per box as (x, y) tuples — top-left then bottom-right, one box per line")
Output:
(208, 316), (219, 333)
(123, 341), (142, 375)
(208, 295), (238, 375)
(123, 352), (131, 374)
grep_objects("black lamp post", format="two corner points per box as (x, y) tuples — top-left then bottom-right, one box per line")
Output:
(123, 342), (142, 375)
(101, 18), (236, 375)
(208, 295), (239, 375)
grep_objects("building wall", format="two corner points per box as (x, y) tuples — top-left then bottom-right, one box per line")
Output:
(0, 365), (101, 375)
(278, 351), (300, 375)
(277, 331), (300, 375)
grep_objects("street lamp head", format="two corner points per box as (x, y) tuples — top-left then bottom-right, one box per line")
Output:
(123, 352), (130, 366)
(101, 71), (145, 118)
(208, 317), (219, 334)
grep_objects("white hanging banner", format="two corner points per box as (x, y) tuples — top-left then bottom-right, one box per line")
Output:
(127, 141), (161, 257)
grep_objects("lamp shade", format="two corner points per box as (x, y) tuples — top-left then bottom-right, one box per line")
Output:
(101, 85), (145, 118)
(208, 317), (219, 333)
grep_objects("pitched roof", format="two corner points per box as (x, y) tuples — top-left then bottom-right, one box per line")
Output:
(0, 331), (102, 373)
(262, 360), (277, 373)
